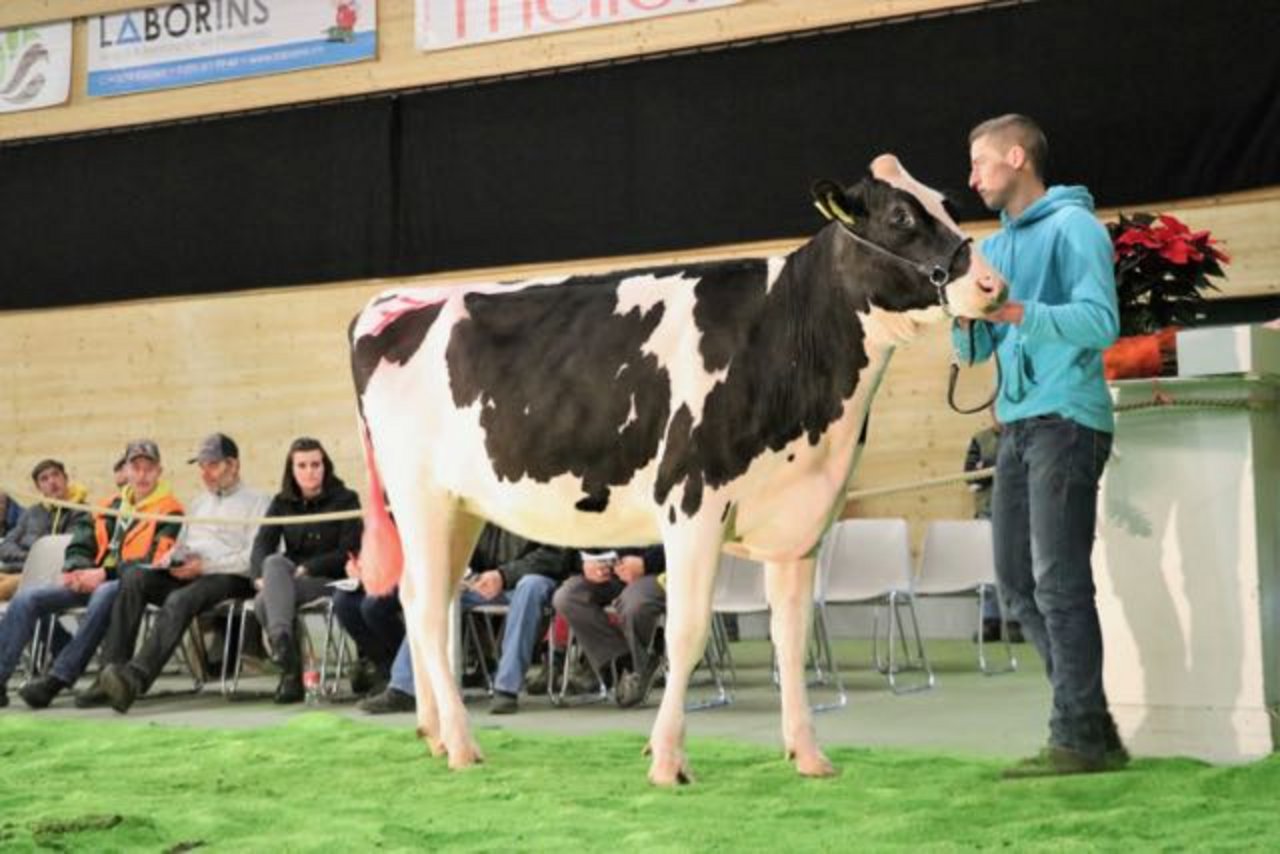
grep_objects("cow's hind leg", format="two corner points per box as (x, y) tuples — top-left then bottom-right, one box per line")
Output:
(647, 516), (724, 786)
(399, 489), (484, 768)
(766, 557), (837, 777)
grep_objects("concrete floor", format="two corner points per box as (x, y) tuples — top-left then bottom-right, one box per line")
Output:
(2, 638), (1049, 760)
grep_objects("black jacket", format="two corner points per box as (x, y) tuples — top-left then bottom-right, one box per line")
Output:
(471, 524), (574, 589)
(249, 479), (362, 580)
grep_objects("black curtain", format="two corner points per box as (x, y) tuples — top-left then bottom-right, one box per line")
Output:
(2, 0), (1277, 310)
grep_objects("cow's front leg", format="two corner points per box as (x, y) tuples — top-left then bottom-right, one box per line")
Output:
(766, 557), (837, 777)
(647, 516), (723, 786)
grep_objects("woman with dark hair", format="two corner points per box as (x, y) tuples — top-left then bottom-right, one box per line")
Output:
(250, 437), (362, 703)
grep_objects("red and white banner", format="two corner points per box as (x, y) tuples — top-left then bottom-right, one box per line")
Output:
(416, 0), (741, 52)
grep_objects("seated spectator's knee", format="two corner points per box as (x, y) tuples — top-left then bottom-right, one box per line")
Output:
(552, 578), (586, 613)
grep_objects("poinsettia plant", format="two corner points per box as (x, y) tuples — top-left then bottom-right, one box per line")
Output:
(1108, 212), (1230, 336)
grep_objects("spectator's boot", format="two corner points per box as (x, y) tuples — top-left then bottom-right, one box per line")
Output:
(273, 635), (304, 704)
(74, 677), (110, 708)
(358, 686), (416, 714)
(19, 675), (68, 709)
(99, 663), (144, 714)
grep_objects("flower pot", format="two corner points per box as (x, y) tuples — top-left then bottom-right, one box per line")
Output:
(1103, 326), (1178, 380)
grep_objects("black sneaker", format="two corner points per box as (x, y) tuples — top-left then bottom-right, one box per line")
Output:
(274, 672), (304, 705)
(1002, 745), (1112, 779)
(19, 675), (67, 709)
(358, 687), (416, 715)
(489, 690), (518, 715)
(1007, 622), (1025, 644)
(74, 678), (110, 709)
(99, 664), (142, 715)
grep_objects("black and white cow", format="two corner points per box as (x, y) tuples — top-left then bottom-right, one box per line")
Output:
(349, 155), (1005, 784)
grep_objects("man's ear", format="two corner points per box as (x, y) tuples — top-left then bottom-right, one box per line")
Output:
(1005, 144), (1027, 171)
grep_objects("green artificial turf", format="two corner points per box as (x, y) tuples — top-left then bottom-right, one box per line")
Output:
(1, 712), (1276, 852)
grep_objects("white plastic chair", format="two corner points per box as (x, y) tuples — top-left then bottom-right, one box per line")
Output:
(8, 534), (73, 677)
(915, 519), (1016, 674)
(694, 553), (769, 709)
(814, 518), (934, 695)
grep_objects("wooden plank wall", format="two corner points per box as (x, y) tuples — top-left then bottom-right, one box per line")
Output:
(3, 188), (1276, 541)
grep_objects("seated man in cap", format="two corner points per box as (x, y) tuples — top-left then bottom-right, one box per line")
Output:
(0, 459), (91, 602)
(89, 434), (270, 714)
(1, 439), (183, 709)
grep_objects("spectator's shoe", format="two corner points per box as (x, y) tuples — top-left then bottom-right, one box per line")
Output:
(349, 658), (380, 696)
(523, 658), (558, 695)
(99, 664), (143, 715)
(274, 672), (304, 704)
(74, 678), (110, 709)
(1001, 745), (1115, 779)
(977, 619), (1002, 643)
(19, 675), (67, 709)
(489, 690), (518, 715)
(615, 654), (662, 709)
(1007, 622), (1025, 644)
(0, 684), (8, 708)
(358, 687), (416, 715)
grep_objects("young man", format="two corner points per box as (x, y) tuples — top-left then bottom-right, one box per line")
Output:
(29, 434), (269, 712)
(0, 440), (182, 708)
(958, 114), (1124, 777)
(0, 459), (90, 601)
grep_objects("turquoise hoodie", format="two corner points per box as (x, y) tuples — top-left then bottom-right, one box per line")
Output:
(952, 185), (1119, 433)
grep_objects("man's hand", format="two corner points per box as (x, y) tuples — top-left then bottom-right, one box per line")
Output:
(64, 568), (107, 593)
(985, 299), (1025, 325)
(345, 554), (361, 580)
(614, 556), (645, 585)
(294, 564), (309, 579)
(582, 559), (614, 585)
(468, 569), (504, 600)
(170, 555), (204, 581)
(253, 577), (264, 592)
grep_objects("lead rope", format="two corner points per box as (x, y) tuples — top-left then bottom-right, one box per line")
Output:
(948, 319), (1001, 414)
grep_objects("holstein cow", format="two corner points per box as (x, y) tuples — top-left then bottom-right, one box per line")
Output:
(349, 155), (1005, 785)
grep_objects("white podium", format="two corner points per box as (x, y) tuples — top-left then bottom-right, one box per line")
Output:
(1095, 373), (1279, 762)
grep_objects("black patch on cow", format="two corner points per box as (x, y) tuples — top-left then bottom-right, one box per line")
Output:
(720, 503), (731, 522)
(652, 228), (873, 516)
(447, 272), (682, 511)
(668, 505), (676, 525)
(787, 453), (795, 462)
(350, 302), (444, 400)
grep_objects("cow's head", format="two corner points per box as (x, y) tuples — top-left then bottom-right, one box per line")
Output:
(812, 154), (1005, 321)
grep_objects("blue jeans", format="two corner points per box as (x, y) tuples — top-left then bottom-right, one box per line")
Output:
(0, 581), (119, 686)
(390, 574), (557, 697)
(992, 415), (1115, 758)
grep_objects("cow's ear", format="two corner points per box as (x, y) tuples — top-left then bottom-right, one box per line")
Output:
(811, 179), (858, 226)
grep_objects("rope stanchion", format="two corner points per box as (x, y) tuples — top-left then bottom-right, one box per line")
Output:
(846, 467), (993, 503)
(2, 394), (1266, 523)
(0, 492), (364, 527)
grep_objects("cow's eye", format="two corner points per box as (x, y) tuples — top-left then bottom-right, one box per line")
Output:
(891, 209), (915, 229)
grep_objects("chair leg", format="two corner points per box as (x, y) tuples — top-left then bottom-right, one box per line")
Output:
(687, 613), (735, 711)
(220, 604), (238, 697)
(807, 604), (847, 712)
(979, 586), (1018, 675)
(886, 592), (935, 694)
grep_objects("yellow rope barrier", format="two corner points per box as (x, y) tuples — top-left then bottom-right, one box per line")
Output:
(2, 394), (1268, 524)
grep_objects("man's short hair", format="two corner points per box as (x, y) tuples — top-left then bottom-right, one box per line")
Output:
(31, 458), (66, 483)
(969, 113), (1048, 181)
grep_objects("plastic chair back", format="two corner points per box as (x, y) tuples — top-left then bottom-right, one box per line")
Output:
(712, 553), (768, 615)
(914, 519), (996, 595)
(16, 534), (72, 594)
(816, 518), (913, 604)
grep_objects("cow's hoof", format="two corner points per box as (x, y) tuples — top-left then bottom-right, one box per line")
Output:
(446, 741), (485, 771)
(648, 754), (694, 786)
(789, 747), (838, 778)
(415, 726), (447, 758)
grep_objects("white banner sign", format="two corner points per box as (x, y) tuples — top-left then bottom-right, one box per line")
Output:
(416, 0), (741, 51)
(88, 1), (378, 97)
(0, 21), (72, 114)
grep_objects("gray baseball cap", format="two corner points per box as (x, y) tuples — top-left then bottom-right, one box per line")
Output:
(188, 432), (239, 464)
(124, 439), (161, 464)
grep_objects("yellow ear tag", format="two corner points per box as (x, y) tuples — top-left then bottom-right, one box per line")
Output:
(813, 198), (835, 220)
(825, 192), (856, 226)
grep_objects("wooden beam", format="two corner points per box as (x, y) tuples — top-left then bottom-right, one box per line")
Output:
(1, 0), (983, 143)
(0, 1), (141, 29)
